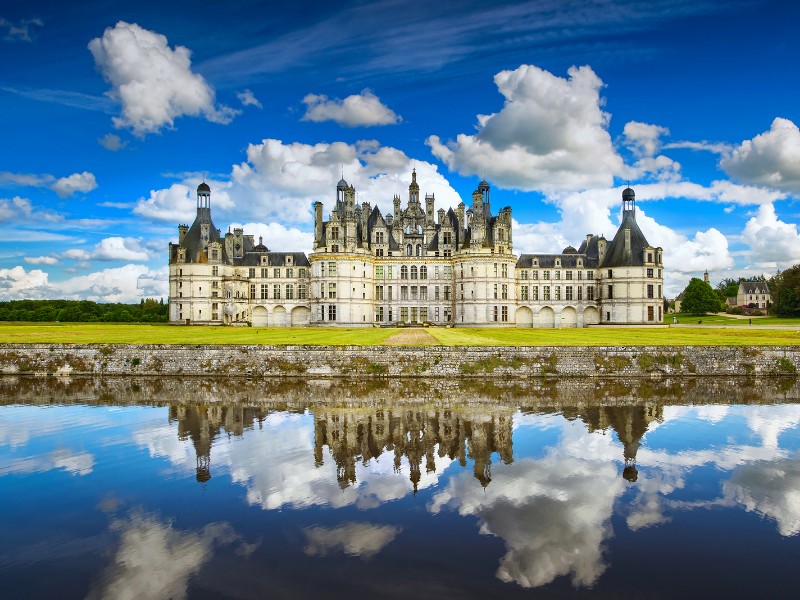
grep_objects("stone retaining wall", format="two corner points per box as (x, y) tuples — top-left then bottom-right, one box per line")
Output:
(0, 344), (798, 378)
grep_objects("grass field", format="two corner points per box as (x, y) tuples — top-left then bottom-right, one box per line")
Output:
(667, 313), (800, 326)
(0, 321), (799, 346)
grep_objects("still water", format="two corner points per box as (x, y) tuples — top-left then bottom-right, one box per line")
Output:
(1, 377), (799, 599)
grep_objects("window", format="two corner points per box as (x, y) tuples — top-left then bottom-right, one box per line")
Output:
(647, 268), (654, 278)
(647, 252), (653, 262)
(577, 286), (583, 301)
(274, 284), (281, 299)
(501, 306), (508, 322)
(543, 270), (550, 280)
(647, 284), (654, 299)
(286, 284), (294, 299)
(287, 268), (293, 278)
(299, 268), (306, 278)
(420, 266), (427, 279)
(565, 271), (573, 280)
(493, 306), (498, 321)
(607, 284), (613, 299)
(502, 284), (508, 300)
(648, 306), (655, 321)
(658, 269), (662, 278)
(658, 285), (662, 298)
(578, 271), (583, 280)
(587, 270), (594, 280)
(443, 231), (452, 245)
(321, 262), (326, 277)
(587, 286), (594, 301)
(543, 286), (550, 301)
(502, 264), (508, 277)
(607, 269), (613, 278)
(411, 286), (418, 301)
(494, 263), (498, 277)
(420, 286), (427, 300)
(298, 284), (307, 299)
(435, 307), (440, 321)
(521, 270), (528, 280)
(555, 271), (561, 280)
(376, 285), (384, 301)
(444, 285), (452, 301)
(376, 306), (384, 322)
(401, 286), (409, 300)
(328, 262), (337, 276)
(521, 286), (528, 301)
(388, 266), (393, 279)
(331, 227), (339, 241)
(444, 265), (452, 279)
(387, 286), (393, 300)
(411, 266), (418, 279)
(420, 307), (428, 322)
(555, 287), (561, 301)
(565, 286), (573, 301)
(443, 249), (451, 258)
(260, 284), (268, 300)
(211, 291), (218, 298)
(250, 284), (256, 299)
(444, 307), (451, 322)
(493, 284), (498, 299)
(375, 231), (384, 244)
(401, 266), (409, 279)
(328, 304), (337, 321)
(328, 283), (336, 299)
(249, 268), (256, 278)
(401, 307), (409, 322)
(376, 265), (384, 278)
(273, 268), (280, 278)
(532, 286), (539, 301)
(212, 266), (219, 276)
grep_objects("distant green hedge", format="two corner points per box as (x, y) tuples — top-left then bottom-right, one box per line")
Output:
(0, 298), (168, 323)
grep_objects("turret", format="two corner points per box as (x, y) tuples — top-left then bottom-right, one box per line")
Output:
(622, 187), (635, 219)
(196, 182), (211, 222)
(425, 193), (435, 225)
(178, 224), (188, 244)
(598, 236), (607, 263)
(437, 208), (445, 225)
(393, 194), (401, 217)
(409, 169), (420, 206)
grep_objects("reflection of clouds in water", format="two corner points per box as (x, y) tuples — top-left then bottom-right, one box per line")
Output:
(86, 512), (256, 600)
(0, 447), (94, 476)
(303, 522), (402, 559)
(724, 458), (800, 536)
(430, 423), (624, 588)
(134, 413), (451, 510)
(745, 405), (800, 448)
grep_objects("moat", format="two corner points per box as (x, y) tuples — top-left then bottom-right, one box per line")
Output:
(1, 377), (798, 599)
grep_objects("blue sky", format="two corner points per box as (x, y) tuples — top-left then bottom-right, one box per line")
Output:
(1, 0), (799, 300)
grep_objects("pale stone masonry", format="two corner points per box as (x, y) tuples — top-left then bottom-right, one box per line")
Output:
(168, 173), (664, 327)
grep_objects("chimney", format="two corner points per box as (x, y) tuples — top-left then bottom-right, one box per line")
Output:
(314, 202), (323, 247)
(178, 224), (188, 244)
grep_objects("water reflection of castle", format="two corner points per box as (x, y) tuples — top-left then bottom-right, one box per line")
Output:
(170, 402), (661, 488)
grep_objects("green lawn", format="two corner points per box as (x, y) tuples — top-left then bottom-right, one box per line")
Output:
(0, 321), (798, 346)
(666, 313), (800, 326)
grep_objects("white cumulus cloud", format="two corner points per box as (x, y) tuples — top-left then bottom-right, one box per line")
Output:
(721, 117), (800, 194)
(427, 64), (624, 192)
(236, 89), (262, 108)
(89, 21), (239, 136)
(302, 89), (401, 127)
(303, 523), (401, 560)
(741, 203), (800, 267)
(24, 255), (59, 265)
(51, 171), (98, 198)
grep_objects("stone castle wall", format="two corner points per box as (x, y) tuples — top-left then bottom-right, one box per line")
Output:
(0, 344), (797, 379)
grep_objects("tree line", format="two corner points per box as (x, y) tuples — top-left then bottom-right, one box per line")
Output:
(0, 299), (168, 323)
(678, 265), (800, 317)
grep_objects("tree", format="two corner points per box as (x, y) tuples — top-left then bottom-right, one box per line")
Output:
(770, 265), (800, 317)
(680, 278), (723, 315)
(716, 278), (740, 299)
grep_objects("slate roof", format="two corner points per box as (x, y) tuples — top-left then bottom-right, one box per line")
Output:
(739, 281), (770, 294)
(516, 254), (599, 269)
(600, 211), (652, 268)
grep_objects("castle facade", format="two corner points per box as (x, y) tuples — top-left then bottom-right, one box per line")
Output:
(168, 173), (664, 327)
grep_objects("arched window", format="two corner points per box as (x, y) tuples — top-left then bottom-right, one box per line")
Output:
(410, 266), (418, 279)
(420, 266), (427, 279)
(401, 266), (408, 279)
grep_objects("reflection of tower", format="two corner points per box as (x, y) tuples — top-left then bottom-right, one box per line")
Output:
(312, 405), (515, 491)
(579, 404), (662, 483)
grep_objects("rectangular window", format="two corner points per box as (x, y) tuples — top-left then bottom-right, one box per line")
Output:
(212, 266), (219, 276)
(658, 285), (662, 298)
(411, 286), (418, 301)
(249, 268), (256, 278)
(565, 286), (573, 301)
(387, 285), (393, 300)
(273, 284), (281, 299)
(250, 284), (256, 299)
(647, 284), (654, 299)
(555, 286), (561, 301)
(578, 271), (583, 280)
(521, 286), (528, 301)
(287, 268), (293, 278)
(647, 268), (654, 278)
(420, 307), (428, 322)
(493, 284), (498, 299)
(328, 283), (336, 299)
(532, 270), (539, 280)
(444, 285), (452, 301)
(401, 286), (409, 300)
(607, 269), (613, 278)
(565, 271), (573, 280)
(328, 262), (337, 276)
(420, 286), (427, 300)
(272, 268), (279, 278)
(261, 268), (268, 278)
(443, 231), (451, 245)
(587, 270), (594, 280)
(435, 286), (440, 300)
(555, 271), (561, 280)
(501, 306), (508, 322)
(494, 263), (498, 277)
(493, 306), (498, 321)
(328, 304), (337, 321)
(286, 284), (294, 299)
(647, 252), (653, 263)
(211, 291), (218, 298)
(376, 285), (384, 301)
(298, 284), (306, 299)
(532, 286), (539, 301)
(401, 307), (409, 322)
(260, 284), (268, 300)
(501, 284), (508, 300)
(299, 268), (306, 278)
(444, 265), (452, 279)
(607, 284), (613, 299)
(648, 306), (655, 321)
(376, 306), (384, 322)
(435, 307), (440, 321)
(521, 270), (528, 280)
(502, 264), (508, 277)
(587, 286), (595, 301)
(444, 307), (451, 322)
(376, 265), (384, 278)
(577, 286), (583, 301)
(320, 262), (326, 277)
(543, 286), (550, 301)
(543, 270), (550, 280)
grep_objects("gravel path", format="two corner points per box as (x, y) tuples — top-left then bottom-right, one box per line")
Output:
(382, 328), (439, 345)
